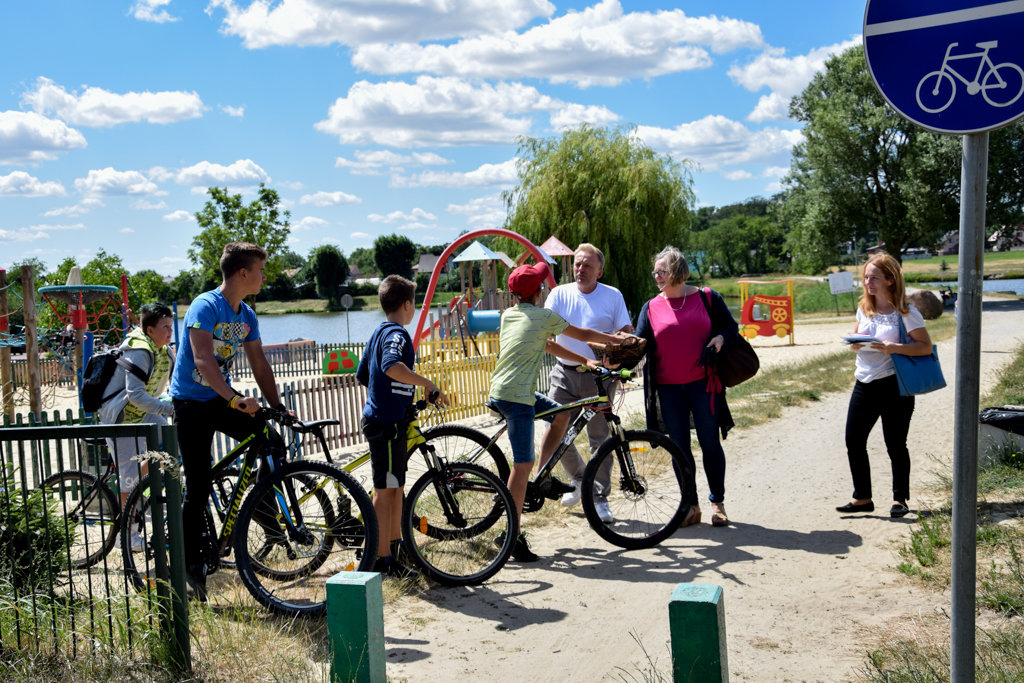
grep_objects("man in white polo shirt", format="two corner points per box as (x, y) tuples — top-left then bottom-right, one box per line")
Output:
(541, 243), (632, 522)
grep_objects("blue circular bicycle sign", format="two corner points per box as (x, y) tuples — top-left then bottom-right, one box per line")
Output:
(864, 1), (1024, 134)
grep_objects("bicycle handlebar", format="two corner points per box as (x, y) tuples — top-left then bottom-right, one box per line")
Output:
(585, 366), (633, 382)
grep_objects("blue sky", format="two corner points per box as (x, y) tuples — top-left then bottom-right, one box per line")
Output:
(1, 0), (865, 276)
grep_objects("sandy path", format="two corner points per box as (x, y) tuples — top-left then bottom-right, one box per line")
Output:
(384, 298), (1024, 683)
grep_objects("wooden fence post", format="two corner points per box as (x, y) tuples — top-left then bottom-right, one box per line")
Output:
(21, 265), (42, 418)
(669, 584), (729, 683)
(326, 571), (385, 683)
(0, 269), (14, 421)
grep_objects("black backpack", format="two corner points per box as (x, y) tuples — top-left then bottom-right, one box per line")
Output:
(81, 347), (150, 413)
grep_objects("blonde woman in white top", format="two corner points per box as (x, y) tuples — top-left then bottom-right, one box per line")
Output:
(837, 253), (935, 518)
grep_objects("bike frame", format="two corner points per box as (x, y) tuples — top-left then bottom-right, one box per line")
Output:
(939, 42), (1005, 90)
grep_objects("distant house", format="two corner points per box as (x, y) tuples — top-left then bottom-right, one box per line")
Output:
(866, 241), (887, 256)
(938, 230), (960, 256)
(989, 225), (1024, 251)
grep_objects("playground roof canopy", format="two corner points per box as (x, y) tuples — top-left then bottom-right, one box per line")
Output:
(515, 248), (557, 266)
(539, 236), (574, 257)
(494, 252), (516, 268)
(453, 241), (501, 263)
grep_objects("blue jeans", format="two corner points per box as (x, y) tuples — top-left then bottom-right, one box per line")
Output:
(491, 393), (561, 464)
(658, 381), (726, 507)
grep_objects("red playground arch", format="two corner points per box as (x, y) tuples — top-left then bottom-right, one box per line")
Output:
(412, 228), (554, 351)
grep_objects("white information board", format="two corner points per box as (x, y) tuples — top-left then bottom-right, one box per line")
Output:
(828, 270), (855, 295)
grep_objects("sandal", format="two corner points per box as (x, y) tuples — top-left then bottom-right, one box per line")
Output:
(679, 505), (701, 528)
(711, 503), (729, 527)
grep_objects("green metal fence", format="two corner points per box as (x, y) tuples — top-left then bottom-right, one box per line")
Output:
(0, 420), (190, 674)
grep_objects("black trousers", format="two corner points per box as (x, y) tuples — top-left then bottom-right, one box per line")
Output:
(844, 374), (915, 502)
(173, 396), (262, 569)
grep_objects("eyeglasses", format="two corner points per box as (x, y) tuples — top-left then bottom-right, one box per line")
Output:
(650, 269), (669, 278)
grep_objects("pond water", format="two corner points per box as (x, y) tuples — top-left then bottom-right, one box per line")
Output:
(254, 310), (415, 345)
(922, 278), (1024, 295)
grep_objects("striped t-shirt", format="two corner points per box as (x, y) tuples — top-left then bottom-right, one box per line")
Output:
(489, 304), (568, 405)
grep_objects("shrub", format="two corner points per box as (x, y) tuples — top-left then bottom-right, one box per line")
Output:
(0, 468), (72, 593)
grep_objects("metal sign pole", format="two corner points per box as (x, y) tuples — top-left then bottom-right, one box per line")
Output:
(950, 131), (988, 683)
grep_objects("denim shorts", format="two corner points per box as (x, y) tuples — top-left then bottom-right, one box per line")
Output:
(490, 392), (561, 464)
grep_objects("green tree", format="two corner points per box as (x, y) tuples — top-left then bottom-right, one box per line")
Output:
(502, 124), (696, 316)
(168, 269), (202, 302)
(307, 245), (348, 305)
(348, 247), (376, 275)
(781, 46), (962, 271)
(189, 183), (291, 283)
(373, 234), (417, 280)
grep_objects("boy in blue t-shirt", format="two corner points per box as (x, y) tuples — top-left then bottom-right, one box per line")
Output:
(357, 275), (449, 577)
(169, 241), (294, 600)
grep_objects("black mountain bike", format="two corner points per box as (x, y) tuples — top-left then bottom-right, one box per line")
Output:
(120, 407), (378, 617)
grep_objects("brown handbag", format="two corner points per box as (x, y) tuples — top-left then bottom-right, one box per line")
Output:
(698, 288), (759, 387)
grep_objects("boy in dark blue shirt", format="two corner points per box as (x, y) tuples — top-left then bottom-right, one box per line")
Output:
(357, 275), (449, 576)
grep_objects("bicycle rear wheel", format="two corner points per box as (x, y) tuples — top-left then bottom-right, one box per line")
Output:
(580, 429), (690, 549)
(234, 461), (378, 617)
(41, 470), (119, 569)
(401, 463), (517, 587)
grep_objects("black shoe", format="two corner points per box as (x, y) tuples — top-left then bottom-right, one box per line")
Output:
(538, 476), (576, 500)
(835, 501), (875, 513)
(373, 555), (419, 579)
(185, 564), (208, 603)
(890, 502), (910, 518)
(510, 532), (538, 563)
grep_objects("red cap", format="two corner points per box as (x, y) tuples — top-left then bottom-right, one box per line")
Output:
(508, 262), (550, 298)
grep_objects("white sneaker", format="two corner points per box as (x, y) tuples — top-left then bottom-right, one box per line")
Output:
(560, 479), (583, 507)
(595, 501), (614, 523)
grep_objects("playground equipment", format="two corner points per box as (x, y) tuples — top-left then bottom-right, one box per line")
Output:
(735, 279), (795, 346)
(413, 228), (555, 351)
(538, 236), (574, 283)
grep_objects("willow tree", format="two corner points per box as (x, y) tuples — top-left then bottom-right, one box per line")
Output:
(502, 124), (696, 317)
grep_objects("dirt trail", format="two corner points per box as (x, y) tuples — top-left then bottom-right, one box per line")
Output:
(385, 298), (1024, 683)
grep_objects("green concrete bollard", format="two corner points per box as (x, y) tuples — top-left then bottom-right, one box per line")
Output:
(326, 571), (385, 683)
(669, 583), (729, 683)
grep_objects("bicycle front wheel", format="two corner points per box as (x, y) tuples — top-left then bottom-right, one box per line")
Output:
(401, 463), (518, 587)
(580, 429), (691, 550)
(41, 470), (119, 569)
(234, 461), (378, 617)
(411, 424), (510, 483)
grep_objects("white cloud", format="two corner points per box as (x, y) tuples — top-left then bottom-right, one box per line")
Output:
(353, 0), (764, 88)
(209, 0), (554, 49)
(163, 210), (194, 221)
(131, 0), (179, 23)
(175, 159), (270, 186)
(728, 37), (860, 121)
(120, 227), (135, 233)
(447, 194), (506, 226)
(278, 180), (305, 190)
(0, 111), (87, 165)
(130, 198), (168, 210)
(636, 116), (803, 171)
(722, 169), (753, 181)
(316, 76), (597, 148)
(43, 197), (104, 216)
(397, 222), (434, 230)
(350, 232), (374, 240)
(391, 159), (518, 189)
(764, 181), (783, 193)
(293, 216), (329, 230)
(74, 168), (164, 196)
(0, 171), (67, 197)
(367, 208), (436, 223)
(220, 104), (245, 117)
(763, 166), (788, 178)
(0, 223), (85, 243)
(299, 190), (362, 206)
(549, 104), (620, 129)
(335, 150), (454, 175)
(147, 166), (174, 182)
(23, 77), (203, 127)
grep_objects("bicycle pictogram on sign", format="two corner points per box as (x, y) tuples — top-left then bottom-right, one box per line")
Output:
(916, 40), (1024, 113)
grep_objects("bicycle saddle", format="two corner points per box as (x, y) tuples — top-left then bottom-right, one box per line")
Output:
(290, 418), (340, 434)
(484, 400), (505, 420)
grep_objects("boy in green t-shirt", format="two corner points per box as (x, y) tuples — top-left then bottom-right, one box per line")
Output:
(489, 262), (627, 562)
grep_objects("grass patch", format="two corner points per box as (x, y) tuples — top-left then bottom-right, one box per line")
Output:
(860, 615), (1024, 682)
(982, 341), (1024, 408)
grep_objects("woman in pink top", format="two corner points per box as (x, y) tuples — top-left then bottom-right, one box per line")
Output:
(633, 246), (740, 528)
